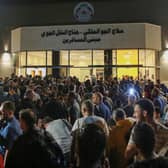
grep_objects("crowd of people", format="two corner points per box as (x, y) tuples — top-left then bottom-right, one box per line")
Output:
(0, 74), (168, 168)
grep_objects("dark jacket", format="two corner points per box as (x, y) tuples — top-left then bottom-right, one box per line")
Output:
(128, 157), (168, 168)
(94, 102), (111, 122)
(5, 128), (64, 168)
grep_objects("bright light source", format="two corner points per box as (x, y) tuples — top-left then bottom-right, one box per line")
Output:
(161, 50), (168, 63)
(129, 88), (134, 95)
(4, 44), (8, 52)
(2, 52), (11, 63)
(165, 40), (168, 49)
(164, 50), (168, 56)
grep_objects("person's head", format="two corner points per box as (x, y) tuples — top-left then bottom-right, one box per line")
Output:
(112, 108), (126, 122)
(134, 98), (154, 122)
(81, 99), (94, 116)
(25, 89), (34, 100)
(98, 85), (105, 95)
(78, 124), (106, 167)
(132, 122), (155, 159)
(153, 106), (161, 121)
(128, 95), (136, 105)
(19, 109), (37, 132)
(69, 84), (75, 92)
(67, 91), (76, 105)
(37, 118), (43, 129)
(41, 116), (53, 129)
(82, 93), (93, 101)
(151, 87), (160, 98)
(0, 101), (15, 119)
(92, 92), (103, 105)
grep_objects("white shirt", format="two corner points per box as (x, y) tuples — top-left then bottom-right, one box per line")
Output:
(72, 115), (109, 136)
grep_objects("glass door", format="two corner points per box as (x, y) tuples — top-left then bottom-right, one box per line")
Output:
(116, 49), (138, 79)
(70, 50), (92, 81)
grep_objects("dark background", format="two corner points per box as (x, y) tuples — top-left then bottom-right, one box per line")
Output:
(0, 0), (167, 53)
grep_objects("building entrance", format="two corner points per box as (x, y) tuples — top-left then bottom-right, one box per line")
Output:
(15, 49), (158, 81)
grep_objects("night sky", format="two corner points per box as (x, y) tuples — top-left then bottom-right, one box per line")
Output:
(0, 0), (167, 52)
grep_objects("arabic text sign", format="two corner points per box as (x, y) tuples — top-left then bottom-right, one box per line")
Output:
(40, 27), (124, 44)
(13, 23), (159, 51)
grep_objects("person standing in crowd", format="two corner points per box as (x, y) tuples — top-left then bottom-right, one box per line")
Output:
(92, 92), (111, 122)
(19, 89), (37, 114)
(143, 80), (154, 99)
(0, 101), (22, 165)
(71, 100), (109, 168)
(123, 95), (136, 117)
(42, 94), (68, 120)
(151, 87), (167, 117)
(66, 91), (80, 125)
(108, 108), (133, 168)
(128, 122), (168, 168)
(93, 85), (113, 113)
(5, 109), (65, 168)
(76, 124), (107, 168)
(125, 98), (168, 162)
(72, 99), (109, 136)
(6, 87), (20, 105)
(153, 106), (163, 124)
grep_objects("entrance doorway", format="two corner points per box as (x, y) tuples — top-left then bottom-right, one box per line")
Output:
(60, 50), (104, 81)
(26, 68), (46, 77)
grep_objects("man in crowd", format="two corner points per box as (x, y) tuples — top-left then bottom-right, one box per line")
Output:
(123, 95), (136, 117)
(153, 106), (163, 124)
(128, 122), (168, 168)
(108, 108), (133, 168)
(5, 109), (64, 168)
(77, 124), (107, 168)
(125, 98), (168, 162)
(66, 91), (80, 125)
(0, 101), (22, 164)
(42, 94), (68, 120)
(92, 92), (111, 122)
(71, 99), (109, 168)
(72, 99), (109, 136)
(151, 87), (167, 117)
(19, 89), (37, 114)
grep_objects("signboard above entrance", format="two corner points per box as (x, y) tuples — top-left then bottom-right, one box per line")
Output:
(11, 23), (161, 52)
(40, 27), (124, 44)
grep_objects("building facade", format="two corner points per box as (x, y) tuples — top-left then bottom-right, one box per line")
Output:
(11, 23), (161, 81)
